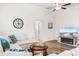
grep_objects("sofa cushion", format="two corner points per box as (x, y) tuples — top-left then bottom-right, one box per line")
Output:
(48, 53), (57, 56)
(1, 43), (32, 56)
(58, 50), (73, 56)
(2, 51), (27, 56)
(70, 47), (79, 56)
(10, 43), (22, 49)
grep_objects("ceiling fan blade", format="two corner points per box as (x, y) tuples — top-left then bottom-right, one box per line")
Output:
(62, 3), (71, 6)
(61, 7), (67, 10)
(53, 7), (66, 12)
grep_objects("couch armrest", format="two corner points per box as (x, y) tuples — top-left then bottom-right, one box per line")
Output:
(58, 50), (73, 56)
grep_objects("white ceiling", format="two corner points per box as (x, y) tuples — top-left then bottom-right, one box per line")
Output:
(33, 3), (79, 10)
(33, 3), (55, 9)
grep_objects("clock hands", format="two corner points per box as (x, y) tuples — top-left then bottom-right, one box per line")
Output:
(13, 18), (24, 29)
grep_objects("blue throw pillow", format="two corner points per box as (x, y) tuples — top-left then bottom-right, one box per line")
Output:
(8, 35), (17, 44)
(0, 36), (10, 52)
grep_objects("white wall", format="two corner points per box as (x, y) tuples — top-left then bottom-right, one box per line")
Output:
(0, 3), (54, 42)
(53, 4), (79, 40)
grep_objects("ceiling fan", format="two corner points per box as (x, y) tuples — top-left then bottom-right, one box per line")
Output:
(53, 3), (71, 11)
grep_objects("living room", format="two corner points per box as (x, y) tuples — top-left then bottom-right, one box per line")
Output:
(0, 2), (79, 57)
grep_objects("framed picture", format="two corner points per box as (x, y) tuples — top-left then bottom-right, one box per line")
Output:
(48, 22), (53, 29)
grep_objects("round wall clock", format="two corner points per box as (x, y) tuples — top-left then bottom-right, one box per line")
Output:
(13, 18), (24, 29)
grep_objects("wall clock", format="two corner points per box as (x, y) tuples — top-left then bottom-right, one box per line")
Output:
(13, 18), (24, 29)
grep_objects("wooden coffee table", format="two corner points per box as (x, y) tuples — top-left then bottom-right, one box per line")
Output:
(30, 42), (48, 56)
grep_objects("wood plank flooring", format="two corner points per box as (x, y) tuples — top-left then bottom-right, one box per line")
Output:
(45, 40), (76, 54)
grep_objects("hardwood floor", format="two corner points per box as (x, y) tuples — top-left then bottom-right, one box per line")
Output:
(45, 40), (76, 55)
(20, 40), (76, 55)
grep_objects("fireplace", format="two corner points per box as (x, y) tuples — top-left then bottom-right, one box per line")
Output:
(59, 27), (78, 45)
(61, 37), (74, 45)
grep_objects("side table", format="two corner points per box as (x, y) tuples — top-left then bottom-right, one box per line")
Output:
(30, 42), (48, 56)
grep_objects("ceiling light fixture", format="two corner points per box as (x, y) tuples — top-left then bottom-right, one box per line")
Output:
(53, 3), (71, 11)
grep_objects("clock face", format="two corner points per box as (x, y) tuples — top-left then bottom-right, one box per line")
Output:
(13, 18), (24, 29)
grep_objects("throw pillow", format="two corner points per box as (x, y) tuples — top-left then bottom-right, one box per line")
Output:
(0, 37), (10, 52)
(8, 35), (17, 44)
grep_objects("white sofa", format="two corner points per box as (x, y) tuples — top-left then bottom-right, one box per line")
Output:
(9, 33), (39, 45)
(48, 47), (79, 56)
(0, 43), (32, 56)
(0, 33), (37, 56)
